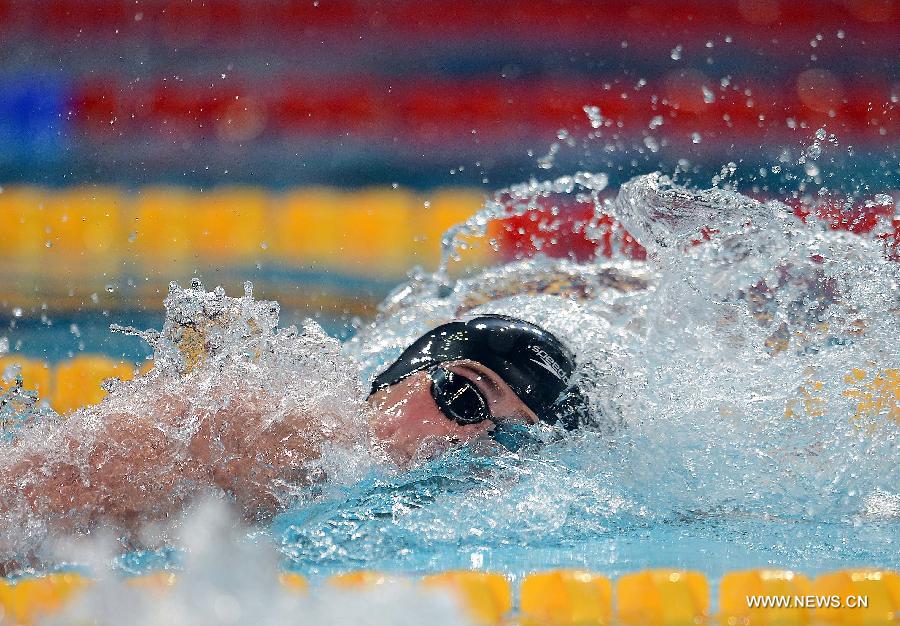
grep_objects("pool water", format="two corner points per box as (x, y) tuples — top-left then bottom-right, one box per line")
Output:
(1, 172), (897, 615)
(296, 173), (898, 582)
(271, 446), (899, 581)
(0, 310), (356, 365)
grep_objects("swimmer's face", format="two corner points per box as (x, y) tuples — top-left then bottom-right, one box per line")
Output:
(367, 359), (538, 467)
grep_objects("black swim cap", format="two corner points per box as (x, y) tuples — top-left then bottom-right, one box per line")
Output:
(369, 314), (589, 430)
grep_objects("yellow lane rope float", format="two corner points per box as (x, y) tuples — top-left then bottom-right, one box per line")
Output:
(1, 569), (898, 626)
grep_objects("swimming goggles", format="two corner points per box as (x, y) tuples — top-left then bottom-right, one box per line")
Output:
(429, 367), (492, 425)
(429, 367), (540, 452)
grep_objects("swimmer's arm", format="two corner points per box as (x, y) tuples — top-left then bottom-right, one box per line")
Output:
(0, 383), (326, 541)
(0, 396), (211, 537)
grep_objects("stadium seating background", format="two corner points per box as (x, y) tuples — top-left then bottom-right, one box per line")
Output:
(0, 0), (896, 187)
(1, 0), (897, 373)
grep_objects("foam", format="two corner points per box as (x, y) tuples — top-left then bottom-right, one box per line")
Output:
(2, 172), (897, 583)
(1, 281), (375, 565)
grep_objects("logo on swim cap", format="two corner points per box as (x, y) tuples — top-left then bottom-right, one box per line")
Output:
(528, 344), (566, 381)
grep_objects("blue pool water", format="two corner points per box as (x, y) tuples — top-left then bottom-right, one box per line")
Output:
(1, 311), (356, 364)
(279, 173), (898, 583)
(2, 173), (898, 608)
(271, 446), (899, 581)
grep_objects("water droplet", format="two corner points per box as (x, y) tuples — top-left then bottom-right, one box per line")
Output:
(815, 127), (827, 140)
(670, 44), (683, 61)
(643, 135), (660, 153)
(583, 105), (604, 129)
(649, 115), (664, 129)
(572, 171), (608, 191)
(12, 307), (23, 318)
(804, 162), (820, 177)
(701, 85), (715, 104)
(691, 132), (702, 144)
(537, 142), (559, 169)
(128, 231), (138, 243)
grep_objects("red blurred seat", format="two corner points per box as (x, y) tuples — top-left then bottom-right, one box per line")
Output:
(273, 80), (377, 133)
(160, 0), (245, 44)
(44, 0), (127, 35)
(272, 0), (360, 32)
(69, 79), (122, 133)
(494, 197), (649, 264)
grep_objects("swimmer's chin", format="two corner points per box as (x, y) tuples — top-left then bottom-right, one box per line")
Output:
(371, 432), (499, 470)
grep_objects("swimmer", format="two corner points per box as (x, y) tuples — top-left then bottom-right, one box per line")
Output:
(368, 314), (589, 465)
(0, 314), (587, 570)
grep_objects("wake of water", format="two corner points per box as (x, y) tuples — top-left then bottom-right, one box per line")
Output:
(332, 171), (898, 577)
(0, 171), (897, 607)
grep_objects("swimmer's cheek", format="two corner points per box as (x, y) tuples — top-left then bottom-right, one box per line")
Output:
(408, 424), (492, 465)
(452, 421), (494, 442)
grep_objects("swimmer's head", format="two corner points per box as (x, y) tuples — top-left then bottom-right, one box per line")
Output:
(367, 314), (590, 465)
